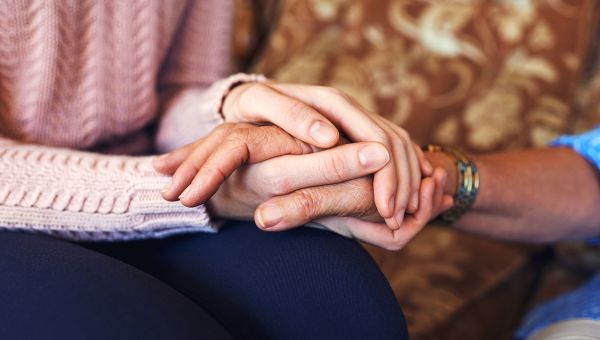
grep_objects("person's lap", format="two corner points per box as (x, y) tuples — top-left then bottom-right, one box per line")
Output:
(0, 221), (408, 340)
(0, 230), (232, 340)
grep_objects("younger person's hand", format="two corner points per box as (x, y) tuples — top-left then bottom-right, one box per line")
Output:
(222, 82), (432, 229)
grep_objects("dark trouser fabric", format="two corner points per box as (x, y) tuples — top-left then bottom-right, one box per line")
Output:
(0, 221), (408, 340)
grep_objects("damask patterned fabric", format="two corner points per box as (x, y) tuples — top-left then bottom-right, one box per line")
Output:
(253, 0), (600, 153)
(241, 1), (600, 337)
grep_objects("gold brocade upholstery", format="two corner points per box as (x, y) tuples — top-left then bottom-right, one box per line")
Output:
(253, 0), (600, 153)
(234, 1), (600, 338)
(363, 227), (537, 339)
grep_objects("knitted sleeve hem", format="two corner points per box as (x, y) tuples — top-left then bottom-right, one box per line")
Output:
(156, 73), (267, 153)
(0, 141), (218, 241)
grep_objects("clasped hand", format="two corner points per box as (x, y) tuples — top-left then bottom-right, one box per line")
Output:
(154, 82), (453, 250)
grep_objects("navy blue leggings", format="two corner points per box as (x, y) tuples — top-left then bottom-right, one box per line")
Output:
(0, 221), (408, 340)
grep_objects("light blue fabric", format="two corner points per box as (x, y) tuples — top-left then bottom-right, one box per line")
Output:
(515, 125), (600, 339)
(515, 273), (600, 339)
(550, 125), (600, 170)
(550, 125), (600, 245)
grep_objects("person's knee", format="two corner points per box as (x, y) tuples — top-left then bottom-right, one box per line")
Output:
(136, 223), (408, 340)
(236, 224), (409, 339)
(277, 226), (408, 339)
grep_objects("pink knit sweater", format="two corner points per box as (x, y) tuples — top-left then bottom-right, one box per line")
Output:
(0, 0), (261, 241)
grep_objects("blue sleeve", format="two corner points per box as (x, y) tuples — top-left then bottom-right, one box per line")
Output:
(550, 125), (600, 244)
(515, 272), (600, 339)
(550, 125), (600, 170)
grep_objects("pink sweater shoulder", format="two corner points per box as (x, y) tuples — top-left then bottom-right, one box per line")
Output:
(0, 0), (263, 241)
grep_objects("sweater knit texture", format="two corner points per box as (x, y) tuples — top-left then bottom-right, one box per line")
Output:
(0, 0), (262, 241)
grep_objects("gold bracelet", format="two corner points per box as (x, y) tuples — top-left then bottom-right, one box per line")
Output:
(422, 145), (480, 225)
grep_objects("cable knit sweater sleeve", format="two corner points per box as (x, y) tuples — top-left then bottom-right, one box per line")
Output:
(0, 73), (260, 242)
(155, 0), (266, 152)
(0, 138), (218, 241)
(0, 0), (265, 241)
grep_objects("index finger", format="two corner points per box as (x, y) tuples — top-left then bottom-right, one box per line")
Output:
(234, 83), (340, 148)
(246, 141), (389, 196)
(179, 125), (313, 207)
(272, 84), (400, 218)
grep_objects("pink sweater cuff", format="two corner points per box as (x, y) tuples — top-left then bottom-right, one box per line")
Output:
(0, 142), (219, 241)
(210, 73), (268, 116)
(156, 73), (267, 153)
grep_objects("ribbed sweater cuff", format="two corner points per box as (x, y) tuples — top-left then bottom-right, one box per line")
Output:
(210, 73), (268, 116)
(0, 143), (218, 241)
(155, 73), (268, 153)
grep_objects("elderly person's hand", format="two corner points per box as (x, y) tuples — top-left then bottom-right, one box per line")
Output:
(233, 163), (451, 250)
(292, 169), (452, 251)
(220, 82), (432, 229)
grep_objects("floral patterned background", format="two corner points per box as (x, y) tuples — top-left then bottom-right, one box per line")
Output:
(237, 2), (600, 337)
(252, 0), (600, 153)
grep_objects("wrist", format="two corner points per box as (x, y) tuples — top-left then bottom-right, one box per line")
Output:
(425, 151), (458, 197)
(214, 73), (268, 121)
(222, 83), (257, 122)
(423, 145), (480, 224)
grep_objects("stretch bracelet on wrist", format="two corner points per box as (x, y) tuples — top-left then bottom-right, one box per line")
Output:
(422, 144), (480, 225)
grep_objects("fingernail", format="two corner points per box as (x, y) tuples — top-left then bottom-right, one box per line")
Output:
(424, 160), (433, 174)
(389, 196), (395, 214)
(410, 193), (419, 211)
(395, 210), (405, 226)
(179, 187), (190, 200)
(309, 121), (337, 145)
(161, 181), (172, 194)
(256, 205), (283, 229)
(154, 154), (169, 165)
(358, 145), (390, 169)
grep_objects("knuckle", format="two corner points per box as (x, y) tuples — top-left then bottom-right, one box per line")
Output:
(321, 152), (348, 182)
(293, 189), (320, 220)
(345, 179), (375, 216)
(265, 171), (292, 196)
(227, 127), (253, 144)
(321, 86), (345, 98)
(412, 174), (421, 186)
(221, 136), (250, 163)
(396, 194), (409, 210)
(273, 177), (292, 196)
(372, 131), (391, 146)
(396, 128), (410, 141)
(285, 100), (313, 120)
(209, 166), (229, 184)
(292, 137), (314, 154)
(178, 158), (199, 174)
(393, 134), (409, 148)
(359, 195), (377, 216)
(215, 123), (235, 135)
